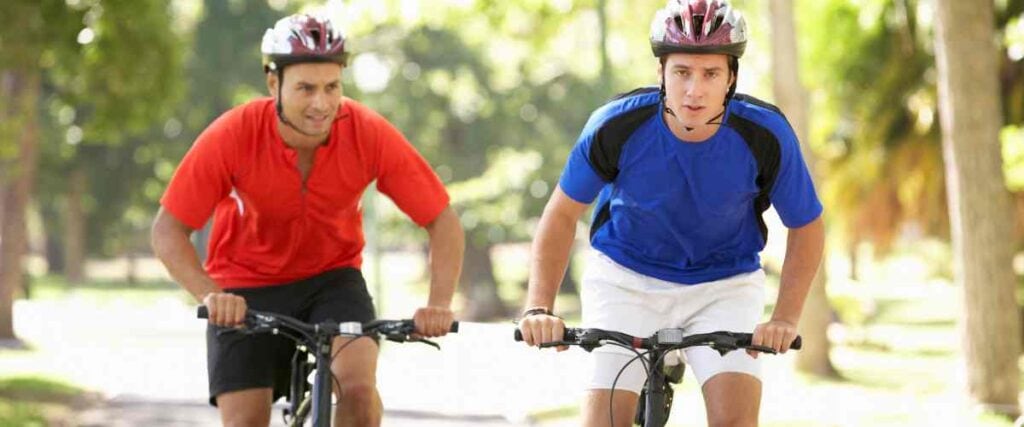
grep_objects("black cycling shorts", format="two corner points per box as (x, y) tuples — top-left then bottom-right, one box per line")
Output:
(206, 267), (376, 406)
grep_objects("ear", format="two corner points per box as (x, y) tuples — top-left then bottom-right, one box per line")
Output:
(266, 72), (279, 98)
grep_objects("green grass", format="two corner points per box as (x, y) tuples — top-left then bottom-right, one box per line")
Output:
(0, 376), (87, 427)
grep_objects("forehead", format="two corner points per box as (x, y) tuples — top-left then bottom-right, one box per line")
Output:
(664, 53), (730, 69)
(283, 62), (343, 83)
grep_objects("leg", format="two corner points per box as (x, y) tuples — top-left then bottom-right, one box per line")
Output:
(701, 372), (761, 427)
(330, 336), (382, 427)
(581, 389), (640, 427)
(215, 388), (273, 427)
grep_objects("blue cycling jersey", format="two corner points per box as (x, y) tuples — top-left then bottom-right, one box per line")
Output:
(559, 88), (822, 284)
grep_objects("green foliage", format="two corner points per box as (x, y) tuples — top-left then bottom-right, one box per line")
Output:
(0, 376), (85, 427)
(0, 377), (82, 401)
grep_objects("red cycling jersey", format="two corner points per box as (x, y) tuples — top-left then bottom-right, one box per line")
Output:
(160, 97), (449, 288)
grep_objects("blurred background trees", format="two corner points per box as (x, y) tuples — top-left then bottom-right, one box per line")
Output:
(1, 0), (1022, 419)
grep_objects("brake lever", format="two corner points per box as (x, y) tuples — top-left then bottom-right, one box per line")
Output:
(746, 344), (777, 354)
(411, 338), (441, 350)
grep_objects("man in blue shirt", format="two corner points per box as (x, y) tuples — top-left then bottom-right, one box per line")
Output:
(517, 0), (825, 425)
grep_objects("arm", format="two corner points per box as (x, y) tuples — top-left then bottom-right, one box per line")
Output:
(519, 186), (590, 349)
(751, 215), (825, 354)
(150, 207), (245, 326)
(414, 206), (464, 337)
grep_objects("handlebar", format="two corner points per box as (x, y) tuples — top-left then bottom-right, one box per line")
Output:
(514, 327), (801, 355)
(197, 306), (458, 347)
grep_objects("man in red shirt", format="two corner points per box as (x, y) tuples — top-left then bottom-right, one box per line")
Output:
(150, 13), (463, 427)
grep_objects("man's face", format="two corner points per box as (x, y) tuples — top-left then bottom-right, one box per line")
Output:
(267, 62), (344, 137)
(659, 53), (735, 129)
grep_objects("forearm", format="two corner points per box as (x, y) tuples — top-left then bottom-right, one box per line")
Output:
(771, 216), (825, 324)
(425, 207), (464, 307)
(151, 213), (220, 302)
(525, 209), (578, 311)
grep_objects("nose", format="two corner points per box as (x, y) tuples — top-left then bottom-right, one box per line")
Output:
(311, 91), (328, 110)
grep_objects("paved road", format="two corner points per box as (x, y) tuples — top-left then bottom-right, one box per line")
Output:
(3, 296), (585, 426)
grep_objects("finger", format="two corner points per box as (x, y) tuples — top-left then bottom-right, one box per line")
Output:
(232, 297), (247, 326)
(519, 324), (534, 346)
(770, 327), (786, 352)
(209, 296), (224, 323)
(549, 322), (562, 344)
(539, 321), (553, 346)
(780, 330), (795, 353)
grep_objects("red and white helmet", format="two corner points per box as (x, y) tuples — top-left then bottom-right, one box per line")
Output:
(649, 0), (747, 58)
(261, 13), (348, 72)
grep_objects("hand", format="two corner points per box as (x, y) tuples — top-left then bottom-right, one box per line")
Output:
(749, 319), (799, 358)
(517, 314), (568, 352)
(412, 306), (455, 338)
(202, 292), (247, 327)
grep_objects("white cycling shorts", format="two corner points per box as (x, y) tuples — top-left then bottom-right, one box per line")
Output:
(580, 252), (766, 394)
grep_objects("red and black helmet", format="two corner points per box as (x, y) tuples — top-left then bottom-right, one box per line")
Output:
(261, 13), (348, 72)
(649, 0), (748, 58)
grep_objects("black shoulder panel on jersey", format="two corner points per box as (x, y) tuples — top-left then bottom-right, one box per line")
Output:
(732, 93), (788, 121)
(726, 112), (782, 243)
(588, 104), (659, 182)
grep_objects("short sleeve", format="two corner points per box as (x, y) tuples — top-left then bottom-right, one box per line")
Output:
(160, 112), (237, 230)
(769, 123), (823, 228)
(372, 117), (450, 227)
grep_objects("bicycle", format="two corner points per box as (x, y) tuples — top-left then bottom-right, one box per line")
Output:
(514, 327), (801, 427)
(197, 306), (458, 427)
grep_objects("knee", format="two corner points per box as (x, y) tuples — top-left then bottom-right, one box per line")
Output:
(338, 382), (378, 408)
(707, 411), (757, 427)
(222, 412), (270, 427)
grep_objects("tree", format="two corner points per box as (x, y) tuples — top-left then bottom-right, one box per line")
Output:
(0, 0), (183, 338)
(933, 0), (1021, 418)
(768, 0), (837, 377)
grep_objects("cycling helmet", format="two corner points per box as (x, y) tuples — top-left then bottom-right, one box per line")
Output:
(261, 13), (348, 72)
(649, 0), (747, 58)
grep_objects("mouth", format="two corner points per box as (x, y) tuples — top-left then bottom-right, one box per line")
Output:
(682, 105), (704, 112)
(305, 114), (331, 125)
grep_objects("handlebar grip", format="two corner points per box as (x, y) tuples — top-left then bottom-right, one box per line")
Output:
(449, 321), (460, 333)
(790, 335), (802, 350)
(514, 327), (577, 342)
(197, 306), (209, 319)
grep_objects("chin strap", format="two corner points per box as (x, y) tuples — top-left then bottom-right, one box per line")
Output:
(660, 83), (726, 133)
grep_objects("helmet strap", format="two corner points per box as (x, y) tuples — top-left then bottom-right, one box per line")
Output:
(274, 67), (326, 138)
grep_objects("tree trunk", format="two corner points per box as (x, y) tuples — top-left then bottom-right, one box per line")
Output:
(768, 0), (837, 378)
(934, 0), (1022, 418)
(461, 237), (507, 321)
(0, 70), (40, 340)
(64, 166), (86, 285)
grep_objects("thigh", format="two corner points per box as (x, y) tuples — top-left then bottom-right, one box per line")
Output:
(701, 372), (761, 426)
(330, 336), (379, 387)
(581, 254), (675, 393)
(207, 293), (296, 406)
(682, 270), (766, 386)
(581, 389), (639, 427)
(216, 388), (273, 427)
(306, 268), (376, 325)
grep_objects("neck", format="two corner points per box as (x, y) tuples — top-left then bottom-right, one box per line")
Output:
(663, 108), (724, 142)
